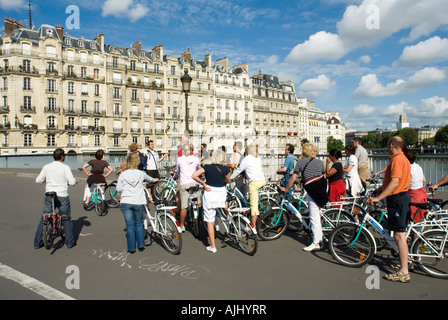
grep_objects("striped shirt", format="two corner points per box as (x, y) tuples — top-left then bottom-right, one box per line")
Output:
(293, 157), (325, 182)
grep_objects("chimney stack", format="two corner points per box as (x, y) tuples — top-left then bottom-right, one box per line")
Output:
(56, 24), (63, 41)
(4, 17), (25, 35)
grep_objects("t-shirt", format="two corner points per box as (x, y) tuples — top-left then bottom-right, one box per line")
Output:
(283, 154), (295, 175)
(328, 162), (343, 184)
(383, 151), (411, 195)
(87, 159), (109, 184)
(293, 157), (325, 182)
(146, 149), (159, 171)
(410, 163), (424, 190)
(345, 155), (358, 176)
(203, 164), (229, 187)
(355, 145), (369, 166)
(173, 155), (201, 186)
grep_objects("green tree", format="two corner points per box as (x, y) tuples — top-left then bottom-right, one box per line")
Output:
(434, 125), (448, 145)
(396, 127), (418, 146)
(362, 133), (382, 149)
(327, 136), (344, 152)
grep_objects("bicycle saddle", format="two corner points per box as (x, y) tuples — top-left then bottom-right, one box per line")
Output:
(45, 191), (57, 197)
(187, 185), (200, 193)
(410, 202), (432, 210)
(428, 198), (443, 206)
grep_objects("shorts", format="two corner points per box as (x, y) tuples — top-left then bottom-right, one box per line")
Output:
(178, 182), (201, 209)
(386, 192), (411, 232)
(146, 170), (160, 179)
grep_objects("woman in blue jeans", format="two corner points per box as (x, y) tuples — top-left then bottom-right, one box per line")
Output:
(116, 153), (157, 253)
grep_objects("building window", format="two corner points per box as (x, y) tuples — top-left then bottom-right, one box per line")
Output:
(47, 134), (56, 146)
(68, 82), (74, 94)
(24, 133), (32, 146)
(23, 96), (31, 109)
(47, 79), (56, 92)
(47, 98), (56, 111)
(22, 60), (31, 72)
(94, 135), (100, 147)
(113, 136), (119, 147)
(23, 77), (31, 90)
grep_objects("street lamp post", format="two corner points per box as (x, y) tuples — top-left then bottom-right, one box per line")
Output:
(181, 69), (192, 137)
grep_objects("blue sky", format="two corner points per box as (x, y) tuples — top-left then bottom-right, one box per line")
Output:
(2, 0), (448, 132)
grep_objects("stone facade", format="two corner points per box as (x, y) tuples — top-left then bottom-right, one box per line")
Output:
(0, 18), (344, 156)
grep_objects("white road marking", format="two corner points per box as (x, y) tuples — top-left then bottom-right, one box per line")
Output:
(0, 263), (75, 300)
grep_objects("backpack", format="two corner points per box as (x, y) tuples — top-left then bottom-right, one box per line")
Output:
(137, 151), (147, 171)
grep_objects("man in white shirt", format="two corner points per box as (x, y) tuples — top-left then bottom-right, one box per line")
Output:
(34, 148), (77, 249)
(145, 140), (169, 202)
(352, 137), (370, 188)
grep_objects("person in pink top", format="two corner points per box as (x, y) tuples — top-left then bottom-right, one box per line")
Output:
(173, 143), (201, 232)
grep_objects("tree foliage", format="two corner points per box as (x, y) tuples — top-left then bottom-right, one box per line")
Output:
(434, 125), (448, 145)
(327, 136), (344, 152)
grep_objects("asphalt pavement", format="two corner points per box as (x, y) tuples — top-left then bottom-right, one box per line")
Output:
(0, 168), (447, 305)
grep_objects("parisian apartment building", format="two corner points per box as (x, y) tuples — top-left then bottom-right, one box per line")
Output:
(0, 17), (345, 156)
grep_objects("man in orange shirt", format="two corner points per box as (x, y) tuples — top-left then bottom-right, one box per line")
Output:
(367, 136), (411, 283)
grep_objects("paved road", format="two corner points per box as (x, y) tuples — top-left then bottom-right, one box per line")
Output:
(0, 168), (447, 305)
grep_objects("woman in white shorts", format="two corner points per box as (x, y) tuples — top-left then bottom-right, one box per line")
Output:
(192, 149), (230, 253)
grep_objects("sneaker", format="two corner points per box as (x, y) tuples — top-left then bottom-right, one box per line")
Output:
(181, 226), (186, 232)
(206, 246), (217, 253)
(303, 243), (320, 252)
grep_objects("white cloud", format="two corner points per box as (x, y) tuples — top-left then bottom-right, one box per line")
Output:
(358, 55), (371, 64)
(298, 74), (335, 97)
(102, 0), (149, 22)
(353, 104), (376, 116)
(398, 36), (448, 66)
(382, 101), (416, 116)
(418, 96), (448, 118)
(352, 67), (446, 98)
(0, 0), (27, 10)
(286, 0), (448, 64)
(286, 31), (347, 64)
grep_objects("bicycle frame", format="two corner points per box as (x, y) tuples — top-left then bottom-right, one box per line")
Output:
(216, 207), (257, 236)
(143, 189), (182, 235)
(348, 208), (448, 258)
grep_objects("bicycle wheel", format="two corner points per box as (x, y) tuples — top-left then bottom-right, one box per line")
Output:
(189, 204), (200, 239)
(321, 208), (355, 232)
(229, 215), (258, 256)
(42, 221), (54, 250)
(104, 183), (120, 208)
(256, 207), (288, 241)
(158, 214), (182, 255)
(153, 180), (168, 202)
(328, 223), (375, 267)
(95, 198), (107, 216)
(441, 200), (448, 211)
(161, 187), (176, 206)
(411, 230), (448, 279)
(288, 199), (308, 231)
(258, 197), (277, 215)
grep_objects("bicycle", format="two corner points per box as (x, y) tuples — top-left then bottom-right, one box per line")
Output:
(152, 167), (177, 202)
(186, 184), (203, 239)
(328, 202), (448, 278)
(143, 188), (182, 254)
(42, 192), (65, 250)
(256, 188), (356, 241)
(84, 183), (108, 216)
(213, 206), (258, 256)
(159, 174), (177, 206)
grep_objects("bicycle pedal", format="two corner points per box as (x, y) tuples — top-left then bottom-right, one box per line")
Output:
(61, 214), (69, 221)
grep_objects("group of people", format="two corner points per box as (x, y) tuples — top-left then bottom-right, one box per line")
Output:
(34, 137), (448, 283)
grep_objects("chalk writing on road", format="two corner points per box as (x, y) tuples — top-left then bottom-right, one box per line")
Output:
(92, 249), (132, 268)
(138, 258), (211, 280)
(91, 249), (210, 280)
